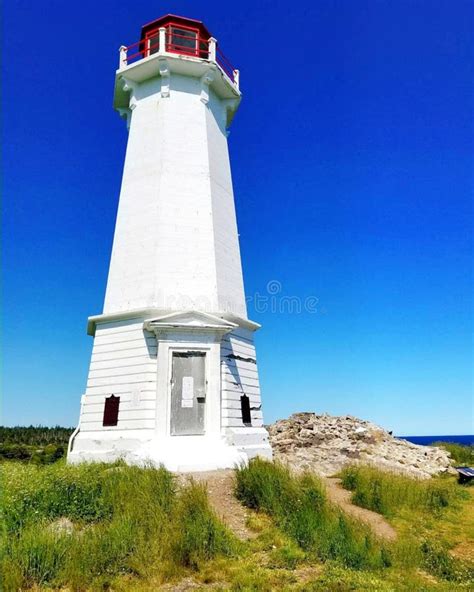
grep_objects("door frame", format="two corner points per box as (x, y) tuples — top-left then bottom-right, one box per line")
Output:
(144, 311), (238, 442)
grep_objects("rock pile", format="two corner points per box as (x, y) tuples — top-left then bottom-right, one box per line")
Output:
(268, 413), (454, 479)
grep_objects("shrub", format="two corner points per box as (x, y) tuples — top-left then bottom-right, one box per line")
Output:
(340, 465), (463, 517)
(0, 427), (73, 464)
(0, 443), (68, 464)
(0, 426), (73, 447)
(235, 458), (388, 569)
(0, 444), (34, 461)
(433, 442), (474, 466)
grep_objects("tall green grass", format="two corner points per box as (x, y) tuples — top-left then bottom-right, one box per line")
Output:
(433, 442), (474, 466)
(1, 461), (235, 591)
(235, 458), (390, 569)
(340, 465), (464, 517)
(339, 465), (473, 584)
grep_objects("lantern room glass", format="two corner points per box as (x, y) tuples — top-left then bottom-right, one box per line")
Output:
(168, 27), (198, 54)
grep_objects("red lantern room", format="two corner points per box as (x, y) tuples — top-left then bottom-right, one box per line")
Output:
(119, 14), (239, 88)
(140, 14), (212, 59)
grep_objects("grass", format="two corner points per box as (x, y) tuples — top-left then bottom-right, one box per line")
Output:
(2, 457), (473, 590)
(340, 464), (465, 517)
(339, 464), (473, 585)
(235, 460), (474, 589)
(1, 461), (236, 591)
(433, 442), (474, 466)
(235, 458), (389, 569)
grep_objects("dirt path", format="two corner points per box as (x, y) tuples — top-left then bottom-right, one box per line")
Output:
(178, 470), (256, 540)
(323, 477), (397, 541)
(177, 470), (397, 542)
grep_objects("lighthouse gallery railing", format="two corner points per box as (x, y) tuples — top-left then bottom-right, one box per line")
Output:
(119, 26), (239, 89)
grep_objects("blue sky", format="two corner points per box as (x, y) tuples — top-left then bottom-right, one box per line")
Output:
(3, 1), (473, 435)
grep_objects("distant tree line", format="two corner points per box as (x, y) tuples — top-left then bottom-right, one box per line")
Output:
(0, 426), (74, 464)
(0, 426), (74, 445)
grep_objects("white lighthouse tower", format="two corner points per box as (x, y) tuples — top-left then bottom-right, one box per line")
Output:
(68, 14), (272, 470)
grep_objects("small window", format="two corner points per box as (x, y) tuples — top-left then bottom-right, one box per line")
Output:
(168, 26), (198, 55)
(103, 395), (120, 426)
(240, 395), (252, 426)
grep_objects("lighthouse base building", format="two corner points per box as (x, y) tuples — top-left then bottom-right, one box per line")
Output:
(68, 309), (271, 471)
(68, 15), (272, 471)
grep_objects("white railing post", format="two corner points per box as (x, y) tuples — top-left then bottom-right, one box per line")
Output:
(208, 37), (217, 62)
(233, 69), (240, 90)
(119, 45), (127, 69)
(159, 27), (167, 53)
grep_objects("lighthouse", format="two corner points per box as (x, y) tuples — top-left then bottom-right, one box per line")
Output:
(68, 15), (272, 470)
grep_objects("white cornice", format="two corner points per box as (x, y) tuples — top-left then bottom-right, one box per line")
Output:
(87, 307), (260, 336)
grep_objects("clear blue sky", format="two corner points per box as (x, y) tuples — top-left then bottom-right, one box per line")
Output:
(3, 1), (473, 435)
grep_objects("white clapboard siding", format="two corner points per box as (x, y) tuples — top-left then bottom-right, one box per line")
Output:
(92, 327), (152, 344)
(222, 417), (264, 428)
(226, 328), (254, 342)
(221, 385), (261, 397)
(222, 336), (256, 352)
(90, 348), (156, 363)
(81, 401), (156, 414)
(80, 419), (156, 431)
(223, 408), (263, 420)
(222, 374), (259, 387)
(222, 358), (259, 372)
(221, 383), (261, 395)
(222, 398), (261, 410)
(222, 368), (258, 383)
(93, 320), (150, 336)
(81, 319), (158, 434)
(222, 357), (257, 371)
(85, 383), (156, 402)
(81, 409), (156, 422)
(93, 328), (149, 342)
(89, 357), (156, 371)
(219, 328), (263, 428)
(87, 373), (156, 388)
(85, 384), (156, 396)
(88, 364), (156, 379)
(92, 339), (155, 353)
(93, 336), (155, 350)
(221, 343), (256, 358)
(223, 331), (255, 344)
(222, 397), (262, 409)
(221, 366), (259, 382)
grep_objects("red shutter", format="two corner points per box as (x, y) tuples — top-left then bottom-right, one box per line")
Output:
(103, 395), (120, 426)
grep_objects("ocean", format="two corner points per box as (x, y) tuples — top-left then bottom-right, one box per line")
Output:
(400, 435), (474, 446)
